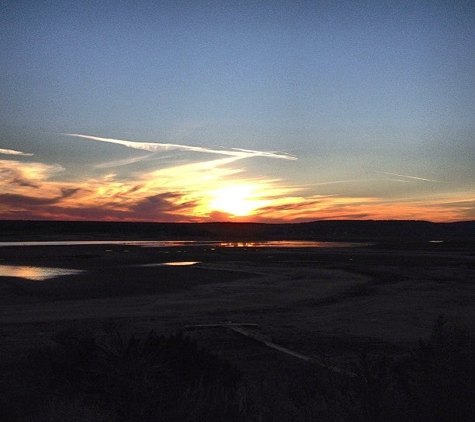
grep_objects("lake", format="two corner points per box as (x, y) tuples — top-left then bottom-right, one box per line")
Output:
(0, 240), (369, 248)
(0, 240), (369, 280)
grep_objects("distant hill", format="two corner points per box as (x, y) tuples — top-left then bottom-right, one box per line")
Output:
(0, 220), (474, 243)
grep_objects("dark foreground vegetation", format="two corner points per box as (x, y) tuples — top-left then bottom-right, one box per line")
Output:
(1, 316), (474, 422)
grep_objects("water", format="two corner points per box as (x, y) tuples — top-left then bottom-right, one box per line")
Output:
(0, 262), (202, 281)
(0, 240), (368, 248)
(0, 265), (83, 281)
(214, 241), (364, 248)
(0, 240), (368, 280)
(140, 262), (201, 267)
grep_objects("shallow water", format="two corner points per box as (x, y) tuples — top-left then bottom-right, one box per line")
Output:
(0, 265), (83, 281)
(140, 261), (201, 267)
(213, 241), (364, 248)
(0, 240), (368, 248)
(0, 240), (367, 281)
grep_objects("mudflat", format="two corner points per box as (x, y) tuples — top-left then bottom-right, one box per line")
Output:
(0, 241), (474, 364)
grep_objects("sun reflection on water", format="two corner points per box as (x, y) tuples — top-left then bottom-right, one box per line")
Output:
(140, 262), (200, 267)
(0, 265), (83, 281)
(216, 241), (362, 248)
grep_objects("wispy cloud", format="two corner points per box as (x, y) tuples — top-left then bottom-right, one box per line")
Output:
(0, 160), (63, 189)
(65, 134), (297, 161)
(0, 148), (33, 156)
(1, 161), (473, 222)
(1, 137), (472, 223)
(250, 193), (474, 223)
(0, 188), (80, 207)
(294, 179), (374, 187)
(376, 171), (441, 183)
(230, 147), (297, 160)
(94, 153), (165, 169)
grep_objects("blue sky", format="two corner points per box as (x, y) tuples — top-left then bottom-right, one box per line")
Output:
(1, 0), (474, 221)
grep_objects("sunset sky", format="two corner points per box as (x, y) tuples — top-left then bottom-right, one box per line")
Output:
(1, 0), (474, 222)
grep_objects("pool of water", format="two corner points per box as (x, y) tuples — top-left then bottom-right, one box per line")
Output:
(0, 265), (83, 281)
(0, 262), (202, 281)
(213, 241), (365, 248)
(140, 261), (201, 267)
(0, 240), (369, 248)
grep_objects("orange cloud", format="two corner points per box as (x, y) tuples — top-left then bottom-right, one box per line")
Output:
(249, 193), (475, 222)
(0, 155), (473, 222)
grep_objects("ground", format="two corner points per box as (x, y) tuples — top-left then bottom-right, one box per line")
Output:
(1, 241), (474, 371)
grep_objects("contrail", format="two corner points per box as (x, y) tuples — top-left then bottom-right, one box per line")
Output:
(65, 134), (297, 161)
(295, 179), (373, 187)
(0, 148), (33, 156)
(377, 171), (440, 182)
(231, 148), (297, 160)
(94, 153), (171, 169)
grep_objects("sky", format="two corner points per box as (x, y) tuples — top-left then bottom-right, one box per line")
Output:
(0, 0), (474, 222)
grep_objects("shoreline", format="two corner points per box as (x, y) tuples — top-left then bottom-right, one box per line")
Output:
(1, 243), (473, 346)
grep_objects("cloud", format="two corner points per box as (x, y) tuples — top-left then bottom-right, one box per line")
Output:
(131, 192), (199, 218)
(65, 133), (297, 161)
(1, 139), (473, 223)
(0, 193), (57, 206)
(0, 187), (80, 208)
(94, 153), (163, 169)
(11, 178), (40, 188)
(249, 192), (475, 222)
(60, 188), (81, 199)
(0, 148), (33, 156)
(376, 171), (441, 183)
(230, 148), (297, 160)
(0, 160), (64, 191)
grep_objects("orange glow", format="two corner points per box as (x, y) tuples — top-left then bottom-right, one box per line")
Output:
(1, 158), (473, 222)
(208, 185), (271, 217)
(0, 265), (82, 280)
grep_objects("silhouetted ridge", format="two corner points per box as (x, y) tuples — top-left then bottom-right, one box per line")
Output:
(0, 220), (473, 242)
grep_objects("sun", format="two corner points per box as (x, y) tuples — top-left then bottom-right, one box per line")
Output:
(208, 185), (268, 217)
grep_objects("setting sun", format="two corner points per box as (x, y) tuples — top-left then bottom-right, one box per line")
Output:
(1, 1), (474, 223)
(208, 185), (269, 217)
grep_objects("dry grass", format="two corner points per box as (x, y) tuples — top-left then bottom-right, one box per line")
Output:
(3, 316), (474, 422)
